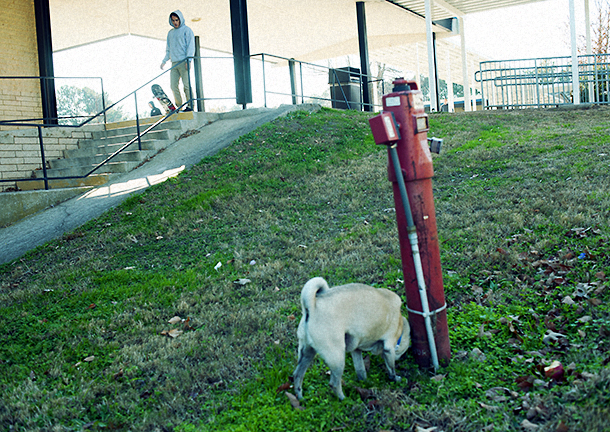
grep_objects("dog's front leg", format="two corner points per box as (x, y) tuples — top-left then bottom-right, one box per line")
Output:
(350, 349), (367, 381)
(293, 345), (316, 400)
(381, 347), (401, 382)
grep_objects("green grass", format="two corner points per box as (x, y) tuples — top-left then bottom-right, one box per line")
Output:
(1, 106), (610, 431)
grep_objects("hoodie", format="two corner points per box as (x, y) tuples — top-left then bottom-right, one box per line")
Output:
(162, 10), (195, 64)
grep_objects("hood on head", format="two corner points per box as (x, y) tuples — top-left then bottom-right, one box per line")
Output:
(169, 10), (186, 28)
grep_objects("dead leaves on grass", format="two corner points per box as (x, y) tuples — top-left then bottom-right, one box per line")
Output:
(160, 315), (195, 338)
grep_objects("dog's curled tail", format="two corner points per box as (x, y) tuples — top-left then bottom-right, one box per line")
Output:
(301, 277), (330, 322)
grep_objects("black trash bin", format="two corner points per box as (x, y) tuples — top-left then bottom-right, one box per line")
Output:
(329, 67), (362, 110)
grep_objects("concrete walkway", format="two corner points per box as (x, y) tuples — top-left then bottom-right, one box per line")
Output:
(0, 104), (319, 265)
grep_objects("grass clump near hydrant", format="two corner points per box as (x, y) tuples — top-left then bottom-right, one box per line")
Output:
(1, 106), (609, 431)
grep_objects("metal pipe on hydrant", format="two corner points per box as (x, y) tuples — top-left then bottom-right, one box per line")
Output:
(368, 78), (451, 369)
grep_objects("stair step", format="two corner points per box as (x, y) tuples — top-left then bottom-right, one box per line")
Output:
(17, 174), (111, 191)
(87, 129), (170, 146)
(49, 150), (156, 170)
(92, 120), (184, 139)
(66, 137), (172, 158)
(102, 111), (193, 131)
(34, 160), (141, 178)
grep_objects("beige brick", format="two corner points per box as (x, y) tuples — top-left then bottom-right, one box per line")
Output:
(24, 157), (44, 165)
(0, 144), (22, 151)
(20, 150), (40, 158)
(0, 150), (16, 158)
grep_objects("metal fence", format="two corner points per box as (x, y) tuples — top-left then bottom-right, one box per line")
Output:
(475, 54), (610, 109)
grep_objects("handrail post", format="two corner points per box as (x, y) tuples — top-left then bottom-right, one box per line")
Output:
(261, 53), (267, 108)
(100, 78), (107, 128)
(194, 39), (206, 112)
(300, 61), (305, 104)
(289, 58), (297, 105)
(37, 125), (49, 190)
(134, 94), (142, 151)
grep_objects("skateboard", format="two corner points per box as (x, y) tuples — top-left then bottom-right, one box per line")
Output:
(151, 84), (177, 114)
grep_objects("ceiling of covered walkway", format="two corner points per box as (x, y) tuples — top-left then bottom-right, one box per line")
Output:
(50, 0), (548, 61)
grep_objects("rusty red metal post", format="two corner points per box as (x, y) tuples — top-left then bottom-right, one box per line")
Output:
(369, 78), (451, 369)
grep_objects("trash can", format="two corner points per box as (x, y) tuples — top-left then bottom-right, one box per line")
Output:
(329, 67), (362, 110)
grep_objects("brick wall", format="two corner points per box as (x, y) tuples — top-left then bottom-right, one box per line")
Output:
(0, 128), (93, 191)
(0, 0), (43, 126)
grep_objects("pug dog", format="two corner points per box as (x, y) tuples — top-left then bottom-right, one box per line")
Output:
(293, 277), (411, 400)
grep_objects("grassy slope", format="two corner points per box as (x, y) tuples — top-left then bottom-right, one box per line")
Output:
(0, 106), (609, 432)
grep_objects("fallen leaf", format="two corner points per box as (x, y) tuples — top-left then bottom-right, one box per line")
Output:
(577, 316), (592, 323)
(183, 317), (194, 331)
(516, 376), (535, 391)
(167, 329), (183, 338)
(168, 316), (182, 324)
(521, 419), (539, 430)
(478, 402), (499, 411)
(276, 382), (291, 393)
(544, 360), (565, 382)
(354, 386), (373, 400)
(562, 296), (575, 305)
(543, 330), (566, 345)
(285, 392), (304, 410)
(87, 303), (96, 309)
(83, 356), (95, 362)
(233, 278), (252, 285)
(478, 324), (492, 338)
(214, 262), (222, 271)
(415, 426), (438, 432)
(431, 374), (446, 382)
(555, 421), (569, 432)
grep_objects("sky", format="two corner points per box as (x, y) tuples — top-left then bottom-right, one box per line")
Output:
(462, 0), (582, 60)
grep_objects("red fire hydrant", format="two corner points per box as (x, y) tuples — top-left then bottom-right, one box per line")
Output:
(368, 78), (451, 369)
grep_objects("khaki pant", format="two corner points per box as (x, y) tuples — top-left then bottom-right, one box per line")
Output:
(170, 62), (192, 109)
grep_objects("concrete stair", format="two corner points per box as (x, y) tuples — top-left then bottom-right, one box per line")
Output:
(17, 113), (196, 191)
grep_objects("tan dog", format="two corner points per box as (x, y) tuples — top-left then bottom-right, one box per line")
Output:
(293, 277), (411, 400)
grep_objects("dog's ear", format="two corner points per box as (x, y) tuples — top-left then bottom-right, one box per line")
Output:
(395, 317), (411, 359)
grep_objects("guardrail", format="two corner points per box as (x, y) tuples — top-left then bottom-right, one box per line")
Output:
(475, 54), (610, 109)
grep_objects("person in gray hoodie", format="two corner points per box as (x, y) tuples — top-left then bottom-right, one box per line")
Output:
(160, 10), (195, 111)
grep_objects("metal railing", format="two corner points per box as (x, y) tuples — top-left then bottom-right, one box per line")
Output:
(475, 54), (610, 109)
(1, 53), (389, 191)
(0, 61), (200, 190)
(251, 53), (384, 111)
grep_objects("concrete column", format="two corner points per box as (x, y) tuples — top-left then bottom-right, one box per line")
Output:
(459, 17), (471, 111)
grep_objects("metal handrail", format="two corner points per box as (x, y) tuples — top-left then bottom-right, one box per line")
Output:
(251, 52), (383, 111)
(475, 53), (610, 109)
(0, 62), (196, 190)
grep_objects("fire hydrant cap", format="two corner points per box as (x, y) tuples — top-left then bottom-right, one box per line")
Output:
(393, 78), (411, 92)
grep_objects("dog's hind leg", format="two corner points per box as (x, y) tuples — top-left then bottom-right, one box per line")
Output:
(322, 351), (346, 401)
(350, 349), (367, 381)
(293, 345), (316, 400)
